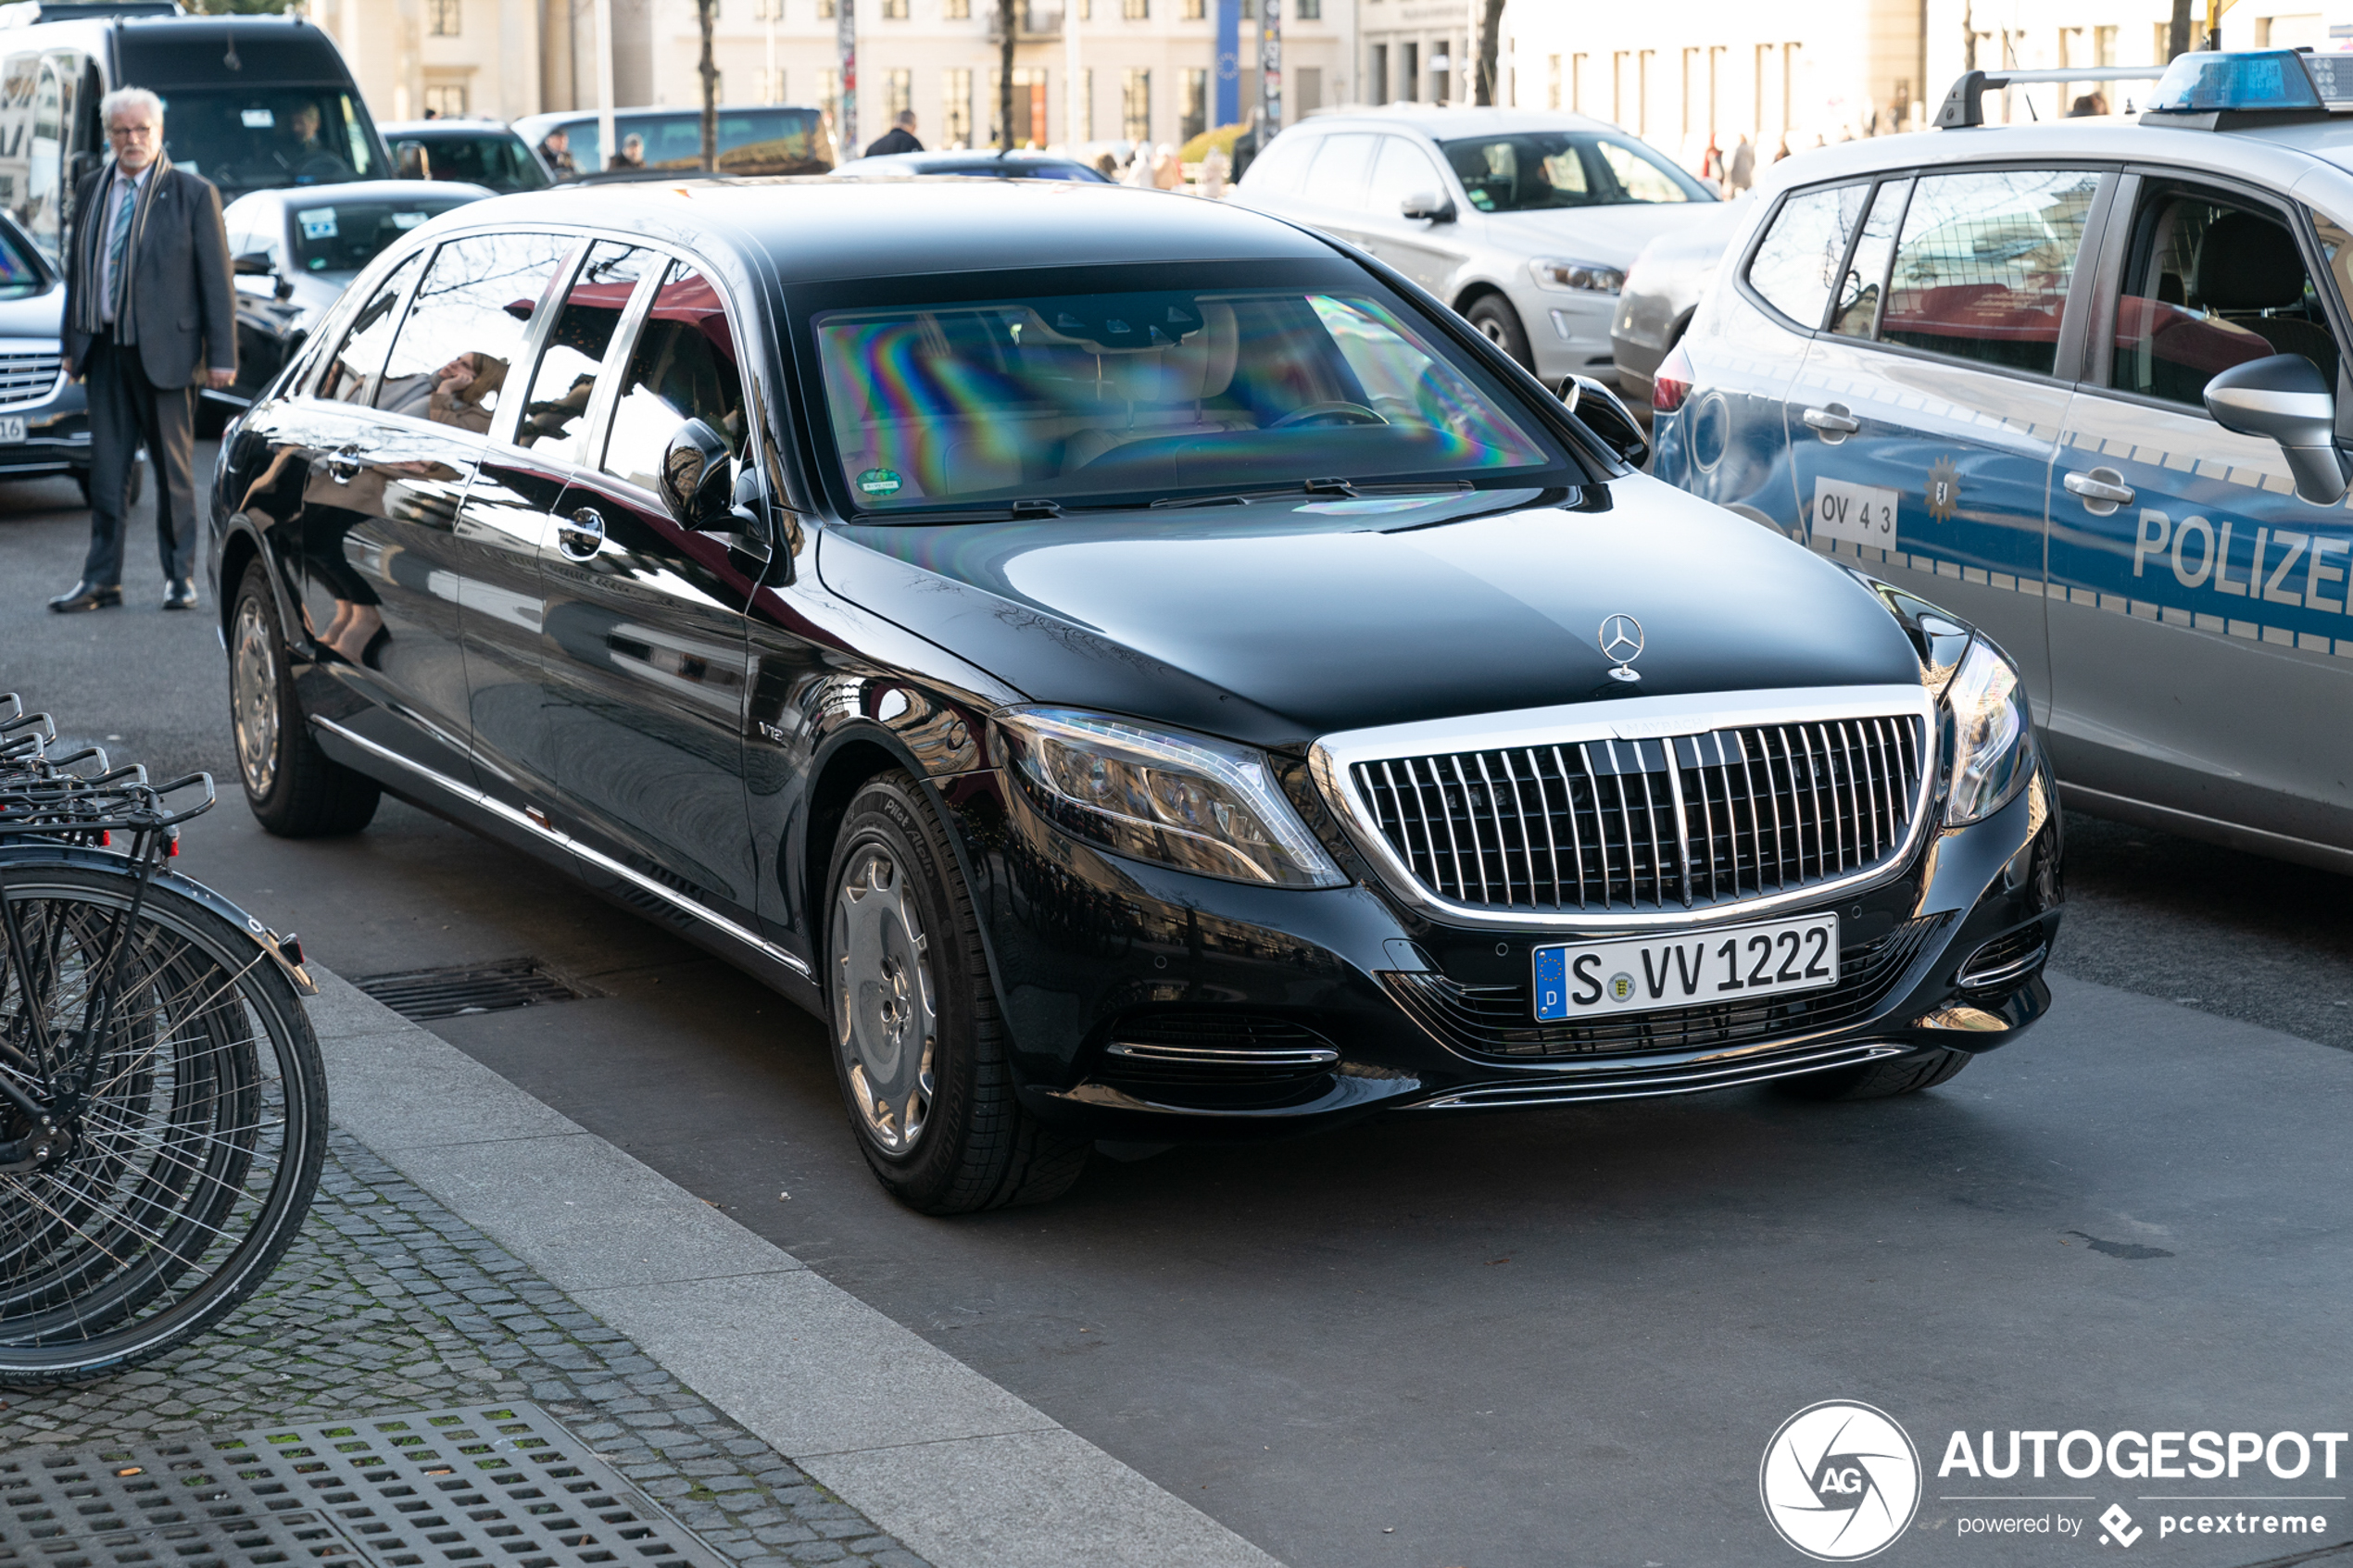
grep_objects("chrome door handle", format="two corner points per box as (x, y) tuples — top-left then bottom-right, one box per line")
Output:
(557, 506), (605, 561)
(2062, 468), (2134, 516)
(1801, 404), (1861, 439)
(323, 445), (364, 483)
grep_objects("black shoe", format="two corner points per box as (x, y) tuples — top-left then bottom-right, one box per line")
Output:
(163, 578), (196, 611)
(48, 582), (121, 612)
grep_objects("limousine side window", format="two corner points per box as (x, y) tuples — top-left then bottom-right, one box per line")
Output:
(374, 231), (574, 433)
(601, 261), (745, 493)
(320, 250), (422, 404)
(516, 240), (658, 464)
(1877, 168), (2101, 377)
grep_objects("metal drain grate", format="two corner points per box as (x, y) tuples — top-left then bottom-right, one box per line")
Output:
(350, 961), (596, 1022)
(0, 1405), (726, 1568)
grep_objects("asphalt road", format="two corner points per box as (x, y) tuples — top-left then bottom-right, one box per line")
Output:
(7, 466), (2353, 1568)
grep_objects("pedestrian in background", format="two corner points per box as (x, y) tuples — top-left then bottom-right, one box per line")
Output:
(538, 127), (577, 178)
(1151, 143), (1181, 190)
(1198, 141), (1230, 198)
(1093, 150), (1118, 179)
(1726, 132), (1755, 195)
(866, 110), (922, 157)
(608, 132), (645, 169)
(49, 86), (234, 614)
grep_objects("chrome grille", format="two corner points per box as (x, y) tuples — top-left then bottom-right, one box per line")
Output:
(0, 349), (61, 405)
(1346, 715), (1927, 914)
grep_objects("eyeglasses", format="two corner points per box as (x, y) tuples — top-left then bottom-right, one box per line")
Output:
(105, 123), (157, 142)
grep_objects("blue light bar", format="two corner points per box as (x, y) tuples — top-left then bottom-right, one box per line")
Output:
(2145, 50), (2324, 114)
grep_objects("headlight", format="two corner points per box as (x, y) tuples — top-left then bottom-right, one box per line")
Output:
(991, 708), (1346, 888)
(1529, 257), (1626, 295)
(1943, 637), (2034, 826)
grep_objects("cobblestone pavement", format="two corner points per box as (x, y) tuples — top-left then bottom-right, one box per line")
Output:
(0, 1131), (931, 1568)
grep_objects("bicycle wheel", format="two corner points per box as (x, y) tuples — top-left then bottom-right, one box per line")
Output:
(0, 860), (327, 1383)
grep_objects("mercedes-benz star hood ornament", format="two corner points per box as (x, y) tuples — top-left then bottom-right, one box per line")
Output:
(1599, 613), (1644, 684)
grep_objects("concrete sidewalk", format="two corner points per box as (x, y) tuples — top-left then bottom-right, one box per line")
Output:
(6, 965), (1283, 1568)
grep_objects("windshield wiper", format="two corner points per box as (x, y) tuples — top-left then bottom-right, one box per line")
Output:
(1148, 479), (1472, 509)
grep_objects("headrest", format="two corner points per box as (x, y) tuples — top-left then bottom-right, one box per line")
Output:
(2195, 211), (2308, 312)
(1094, 301), (1239, 404)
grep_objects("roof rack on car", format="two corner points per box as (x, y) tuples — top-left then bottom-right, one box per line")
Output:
(1935, 64), (2166, 128)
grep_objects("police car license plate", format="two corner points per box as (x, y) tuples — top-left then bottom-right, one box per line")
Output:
(1532, 913), (1840, 1021)
(0, 418), (27, 443)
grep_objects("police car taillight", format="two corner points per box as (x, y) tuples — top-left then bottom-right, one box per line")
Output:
(1652, 342), (1695, 415)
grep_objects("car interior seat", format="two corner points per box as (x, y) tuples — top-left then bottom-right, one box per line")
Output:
(1062, 301), (1245, 471)
(2193, 210), (2340, 381)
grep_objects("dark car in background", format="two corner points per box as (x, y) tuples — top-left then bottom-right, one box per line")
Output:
(831, 150), (1109, 182)
(219, 179), (490, 413)
(381, 119), (551, 193)
(510, 105), (834, 178)
(206, 178), (2061, 1215)
(0, 9), (388, 261)
(0, 204), (93, 497)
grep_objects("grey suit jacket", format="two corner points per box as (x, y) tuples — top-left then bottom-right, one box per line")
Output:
(63, 160), (236, 390)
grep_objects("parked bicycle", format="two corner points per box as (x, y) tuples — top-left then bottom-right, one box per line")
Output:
(0, 695), (326, 1384)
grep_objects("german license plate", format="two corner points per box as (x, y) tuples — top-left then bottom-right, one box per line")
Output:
(1533, 913), (1840, 1022)
(0, 417), (28, 443)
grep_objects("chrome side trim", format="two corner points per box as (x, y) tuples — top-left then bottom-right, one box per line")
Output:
(313, 716), (812, 979)
(1310, 684), (1940, 932)
(1409, 1042), (1907, 1110)
(1104, 1042), (1340, 1068)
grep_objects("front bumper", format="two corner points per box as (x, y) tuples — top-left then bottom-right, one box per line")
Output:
(937, 756), (2064, 1141)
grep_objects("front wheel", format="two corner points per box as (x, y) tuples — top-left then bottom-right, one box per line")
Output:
(230, 558), (380, 837)
(0, 862), (328, 1384)
(1466, 295), (1535, 370)
(825, 771), (1088, 1214)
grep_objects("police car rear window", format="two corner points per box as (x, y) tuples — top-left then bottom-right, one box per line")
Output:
(1879, 169), (2100, 378)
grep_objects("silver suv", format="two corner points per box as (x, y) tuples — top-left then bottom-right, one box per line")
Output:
(1231, 107), (1721, 388)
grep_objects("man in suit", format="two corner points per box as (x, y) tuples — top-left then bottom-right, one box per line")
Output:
(48, 86), (236, 613)
(864, 111), (922, 159)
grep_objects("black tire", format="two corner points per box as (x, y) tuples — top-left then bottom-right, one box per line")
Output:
(1777, 1047), (1972, 1101)
(0, 861), (329, 1383)
(229, 558), (380, 837)
(1466, 294), (1535, 370)
(824, 771), (1088, 1214)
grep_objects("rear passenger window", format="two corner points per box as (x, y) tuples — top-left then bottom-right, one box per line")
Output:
(1829, 180), (1910, 338)
(601, 262), (745, 493)
(1747, 183), (1870, 331)
(1879, 169), (2101, 377)
(375, 231), (576, 433)
(516, 240), (657, 464)
(2109, 183), (2337, 407)
(319, 251), (421, 404)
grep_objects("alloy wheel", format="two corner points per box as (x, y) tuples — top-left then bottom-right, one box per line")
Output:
(831, 844), (937, 1154)
(230, 595), (280, 800)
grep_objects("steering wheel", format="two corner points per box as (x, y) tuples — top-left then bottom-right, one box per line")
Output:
(1270, 400), (1388, 430)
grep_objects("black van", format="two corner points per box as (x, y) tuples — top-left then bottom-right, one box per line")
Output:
(0, 2), (388, 259)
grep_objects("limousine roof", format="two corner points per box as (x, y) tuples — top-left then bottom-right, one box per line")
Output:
(455, 176), (1339, 285)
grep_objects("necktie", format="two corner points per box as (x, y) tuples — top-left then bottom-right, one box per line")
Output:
(107, 176), (134, 320)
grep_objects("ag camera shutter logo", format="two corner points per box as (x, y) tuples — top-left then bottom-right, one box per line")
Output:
(1760, 1400), (1922, 1561)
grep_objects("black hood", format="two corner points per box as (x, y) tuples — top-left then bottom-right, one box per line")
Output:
(816, 477), (1925, 751)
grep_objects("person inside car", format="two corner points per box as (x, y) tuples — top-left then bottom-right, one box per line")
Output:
(286, 101), (353, 182)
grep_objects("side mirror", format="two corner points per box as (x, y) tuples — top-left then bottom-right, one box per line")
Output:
(1560, 374), (1650, 469)
(395, 138), (431, 180)
(2205, 354), (2349, 505)
(67, 150), (97, 191)
(233, 250), (275, 276)
(1400, 190), (1456, 223)
(659, 419), (735, 529)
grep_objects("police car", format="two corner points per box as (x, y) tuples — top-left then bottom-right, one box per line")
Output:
(1652, 50), (2353, 873)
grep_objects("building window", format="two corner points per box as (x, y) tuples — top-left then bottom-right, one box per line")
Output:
(880, 0), (907, 14)
(1179, 67), (1206, 140)
(757, 67), (784, 104)
(944, 67), (972, 144)
(945, 0), (969, 14)
(1121, 67), (1149, 142)
(2095, 24), (2118, 64)
(1073, 67), (1092, 140)
(1295, 64), (1320, 111)
(818, 0), (834, 16)
(1400, 41), (1417, 101)
(887, 68), (912, 118)
(1123, 0), (1146, 18)
(989, 67), (1049, 146)
(1024, 0), (1061, 31)
(821, 66), (840, 128)
(427, 0), (460, 34)
(1295, 0), (1316, 17)
(423, 82), (468, 116)
(1369, 42), (1387, 103)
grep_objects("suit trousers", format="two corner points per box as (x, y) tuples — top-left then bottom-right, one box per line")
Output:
(81, 333), (199, 588)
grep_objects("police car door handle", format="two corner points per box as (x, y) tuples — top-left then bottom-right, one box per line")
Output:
(1801, 405), (1860, 439)
(2063, 468), (2135, 515)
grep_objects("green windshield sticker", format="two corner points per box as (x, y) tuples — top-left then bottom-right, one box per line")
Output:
(857, 468), (903, 495)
